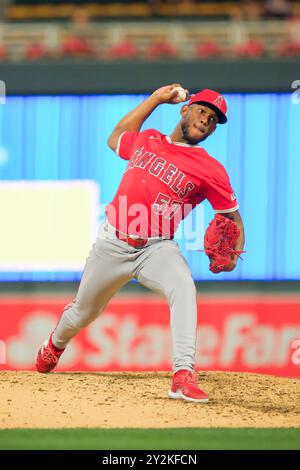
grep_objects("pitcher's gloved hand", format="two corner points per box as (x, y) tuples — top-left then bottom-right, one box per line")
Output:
(203, 214), (245, 274)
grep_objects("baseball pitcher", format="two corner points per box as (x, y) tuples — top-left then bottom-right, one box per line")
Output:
(36, 84), (245, 403)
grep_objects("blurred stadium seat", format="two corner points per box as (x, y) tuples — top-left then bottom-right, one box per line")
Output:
(0, 43), (7, 61)
(145, 37), (178, 60)
(194, 40), (224, 59)
(232, 38), (265, 58)
(105, 38), (139, 59)
(25, 41), (49, 60)
(276, 39), (300, 56)
(61, 36), (96, 57)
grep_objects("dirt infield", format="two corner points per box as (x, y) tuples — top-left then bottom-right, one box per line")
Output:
(0, 371), (299, 429)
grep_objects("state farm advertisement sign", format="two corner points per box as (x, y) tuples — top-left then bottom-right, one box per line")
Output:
(0, 296), (299, 377)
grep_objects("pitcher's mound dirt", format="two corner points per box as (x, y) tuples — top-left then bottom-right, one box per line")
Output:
(0, 371), (299, 429)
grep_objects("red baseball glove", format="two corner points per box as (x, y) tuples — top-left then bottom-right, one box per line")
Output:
(203, 214), (245, 274)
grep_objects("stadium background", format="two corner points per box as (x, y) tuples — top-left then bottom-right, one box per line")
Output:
(0, 0), (299, 451)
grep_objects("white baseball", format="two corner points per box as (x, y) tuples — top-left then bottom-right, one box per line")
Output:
(172, 87), (187, 103)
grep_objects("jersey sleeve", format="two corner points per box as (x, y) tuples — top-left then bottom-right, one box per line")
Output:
(116, 131), (139, 160)
(115, 129), (161, 160)
(204, 164), (239, 213)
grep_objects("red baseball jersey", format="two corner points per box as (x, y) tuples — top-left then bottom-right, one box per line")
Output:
(106, 129), (238, 238)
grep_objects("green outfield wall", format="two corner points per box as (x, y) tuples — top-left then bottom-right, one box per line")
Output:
(1, 58), (299, 94)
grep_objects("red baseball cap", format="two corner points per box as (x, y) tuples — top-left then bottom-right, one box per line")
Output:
(188, 89), (227, 124)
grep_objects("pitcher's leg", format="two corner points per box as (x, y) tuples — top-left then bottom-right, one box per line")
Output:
(135, 241), (197, 372)
(53, 238), (132, 349)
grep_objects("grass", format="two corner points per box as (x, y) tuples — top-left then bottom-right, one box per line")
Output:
(0, 428), (299, 450)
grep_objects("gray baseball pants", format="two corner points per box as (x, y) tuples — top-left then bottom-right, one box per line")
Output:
(52, 220), (197, 372)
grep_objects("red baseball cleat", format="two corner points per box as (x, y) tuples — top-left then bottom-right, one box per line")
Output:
(35, 333), (65, 373)
(168, 370), (209, 403)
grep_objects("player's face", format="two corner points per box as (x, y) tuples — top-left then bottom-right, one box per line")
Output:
(180, 104), (218, 145)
